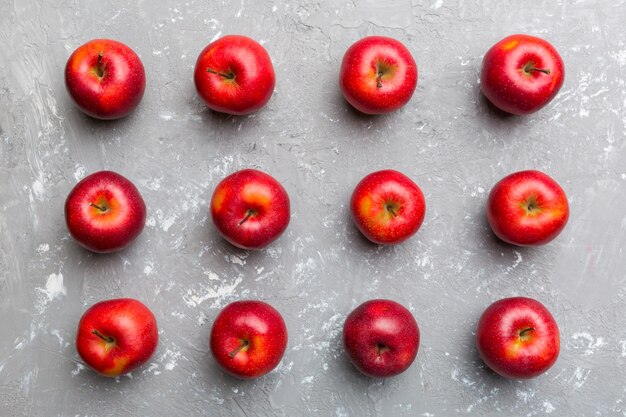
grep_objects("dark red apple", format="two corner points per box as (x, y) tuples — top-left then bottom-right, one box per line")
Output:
(210, 300), (288, 379)
(339, 36), (418, 114)
(481, 34), (564, 115)
(343, 299), (419, 378)
(65, 39), (146, 119)
(210, 169), (290, 250)
(350, 169), (425, 244)
(65, 170), (146, 253)
(194, 35), (275, 115)
(476, 297), (560, 379)
(487, 170), (569, 246)
(76, 298), (158, 377)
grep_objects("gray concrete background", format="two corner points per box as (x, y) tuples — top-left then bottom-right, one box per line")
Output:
(1, 0), (625, 416)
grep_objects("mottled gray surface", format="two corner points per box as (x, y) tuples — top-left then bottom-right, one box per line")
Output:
(1, 0), (625, 416)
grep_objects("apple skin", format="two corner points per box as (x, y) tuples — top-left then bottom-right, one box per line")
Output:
(343, 299), (420, 378)
(487, 170), (569, 246)
(65, 39), (146, 119)
(76, 298), (158, 377)
(350, 169), (425, 244)
(210, 169), (290, 250)
(480, 34), (564, 115)
(194, 35), (275, 115)
(210, 300), (288, 379)
(476, 297), (560, 379)
(339, 36), (418, 114)
(65, 170), (146, 253)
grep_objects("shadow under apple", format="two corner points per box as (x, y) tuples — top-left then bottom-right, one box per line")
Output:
(474, 84), (531, 133)
(477, 211), (540, 272)
(330, 326), (376, 384)
(331, 87), (401, 131)
(460, 199), (538, 274)
(66, 105), (143, 140)
(203, 217), (278, 269)
(65, 238), (126, 266)
(198, 102), (274, 142)
(342, 208), (400, 257)
(461, 322), (520, 393)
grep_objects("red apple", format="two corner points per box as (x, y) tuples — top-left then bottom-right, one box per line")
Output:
(350, 169), (425, 244)
(339, 36), (418, 114)
(343, 299), (419, 378)
(65, 39), (146, 119)
(476, 297), (560, 379)
(480, 34), (564, 115)
(194, 35), (275, 115)
(210, 300), (288, 379)
(487, 170), (569, 246)
(210, 169), (290, 250)
(65, 170), (146, 253)
(76, 298), (158, 377)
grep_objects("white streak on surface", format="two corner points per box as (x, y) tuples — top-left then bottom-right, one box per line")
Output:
(612, 49), (626, 66)
(31, 179), (44, 200)
(543, 400), (556, 413)
(183, 276), (242, 307)
(160, 348), (183, 371)
(155, 209), (177, 232)
(210, 31), (222, 43)
(71, 363), (85, 376)
(569, 367), (591, 389)
(571, 332), (607, 355)
(335, 406), (348, 417)
(235, 0), (244, 17)
(46, 272), (67, 300)
(73, 165), (85, 181)
(229, 254), (245, 266)
(503, 250), (523, 274)
(35, 273), (66, 312)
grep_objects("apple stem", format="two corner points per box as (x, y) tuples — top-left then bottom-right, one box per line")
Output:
(90, 202), (107, 212)
(238, 209), (256, 226)
(92, 330), (115, 344)
(531, 68), (550, 75)
(229, 340), (249, 358)
(386, 205), (398, 217)
(519, 327), (535, 338)
(376, 72), (384, 88)
(524, 63), (550, 75)
(207, 68), (235, 79)
(96, 52), (105, 78)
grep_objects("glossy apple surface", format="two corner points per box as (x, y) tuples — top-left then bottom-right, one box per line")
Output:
(351, 169), (425, 244)
(476, 297), (560, 379)
(487, 170), (568, 246)
(194, 35), (275, 115)
(343, 299), (419, 378)
(65, 39), (146, 119)
(340, 36), (418, 114)
(210, 300), (288, 379)
(65, 170), (146, 253)
(481, 34), (564, 115)
(76, 298), (158, 377)
(211, 169), (290, 250)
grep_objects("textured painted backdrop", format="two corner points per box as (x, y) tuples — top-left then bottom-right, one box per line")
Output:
(1, 0), (625, 416)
